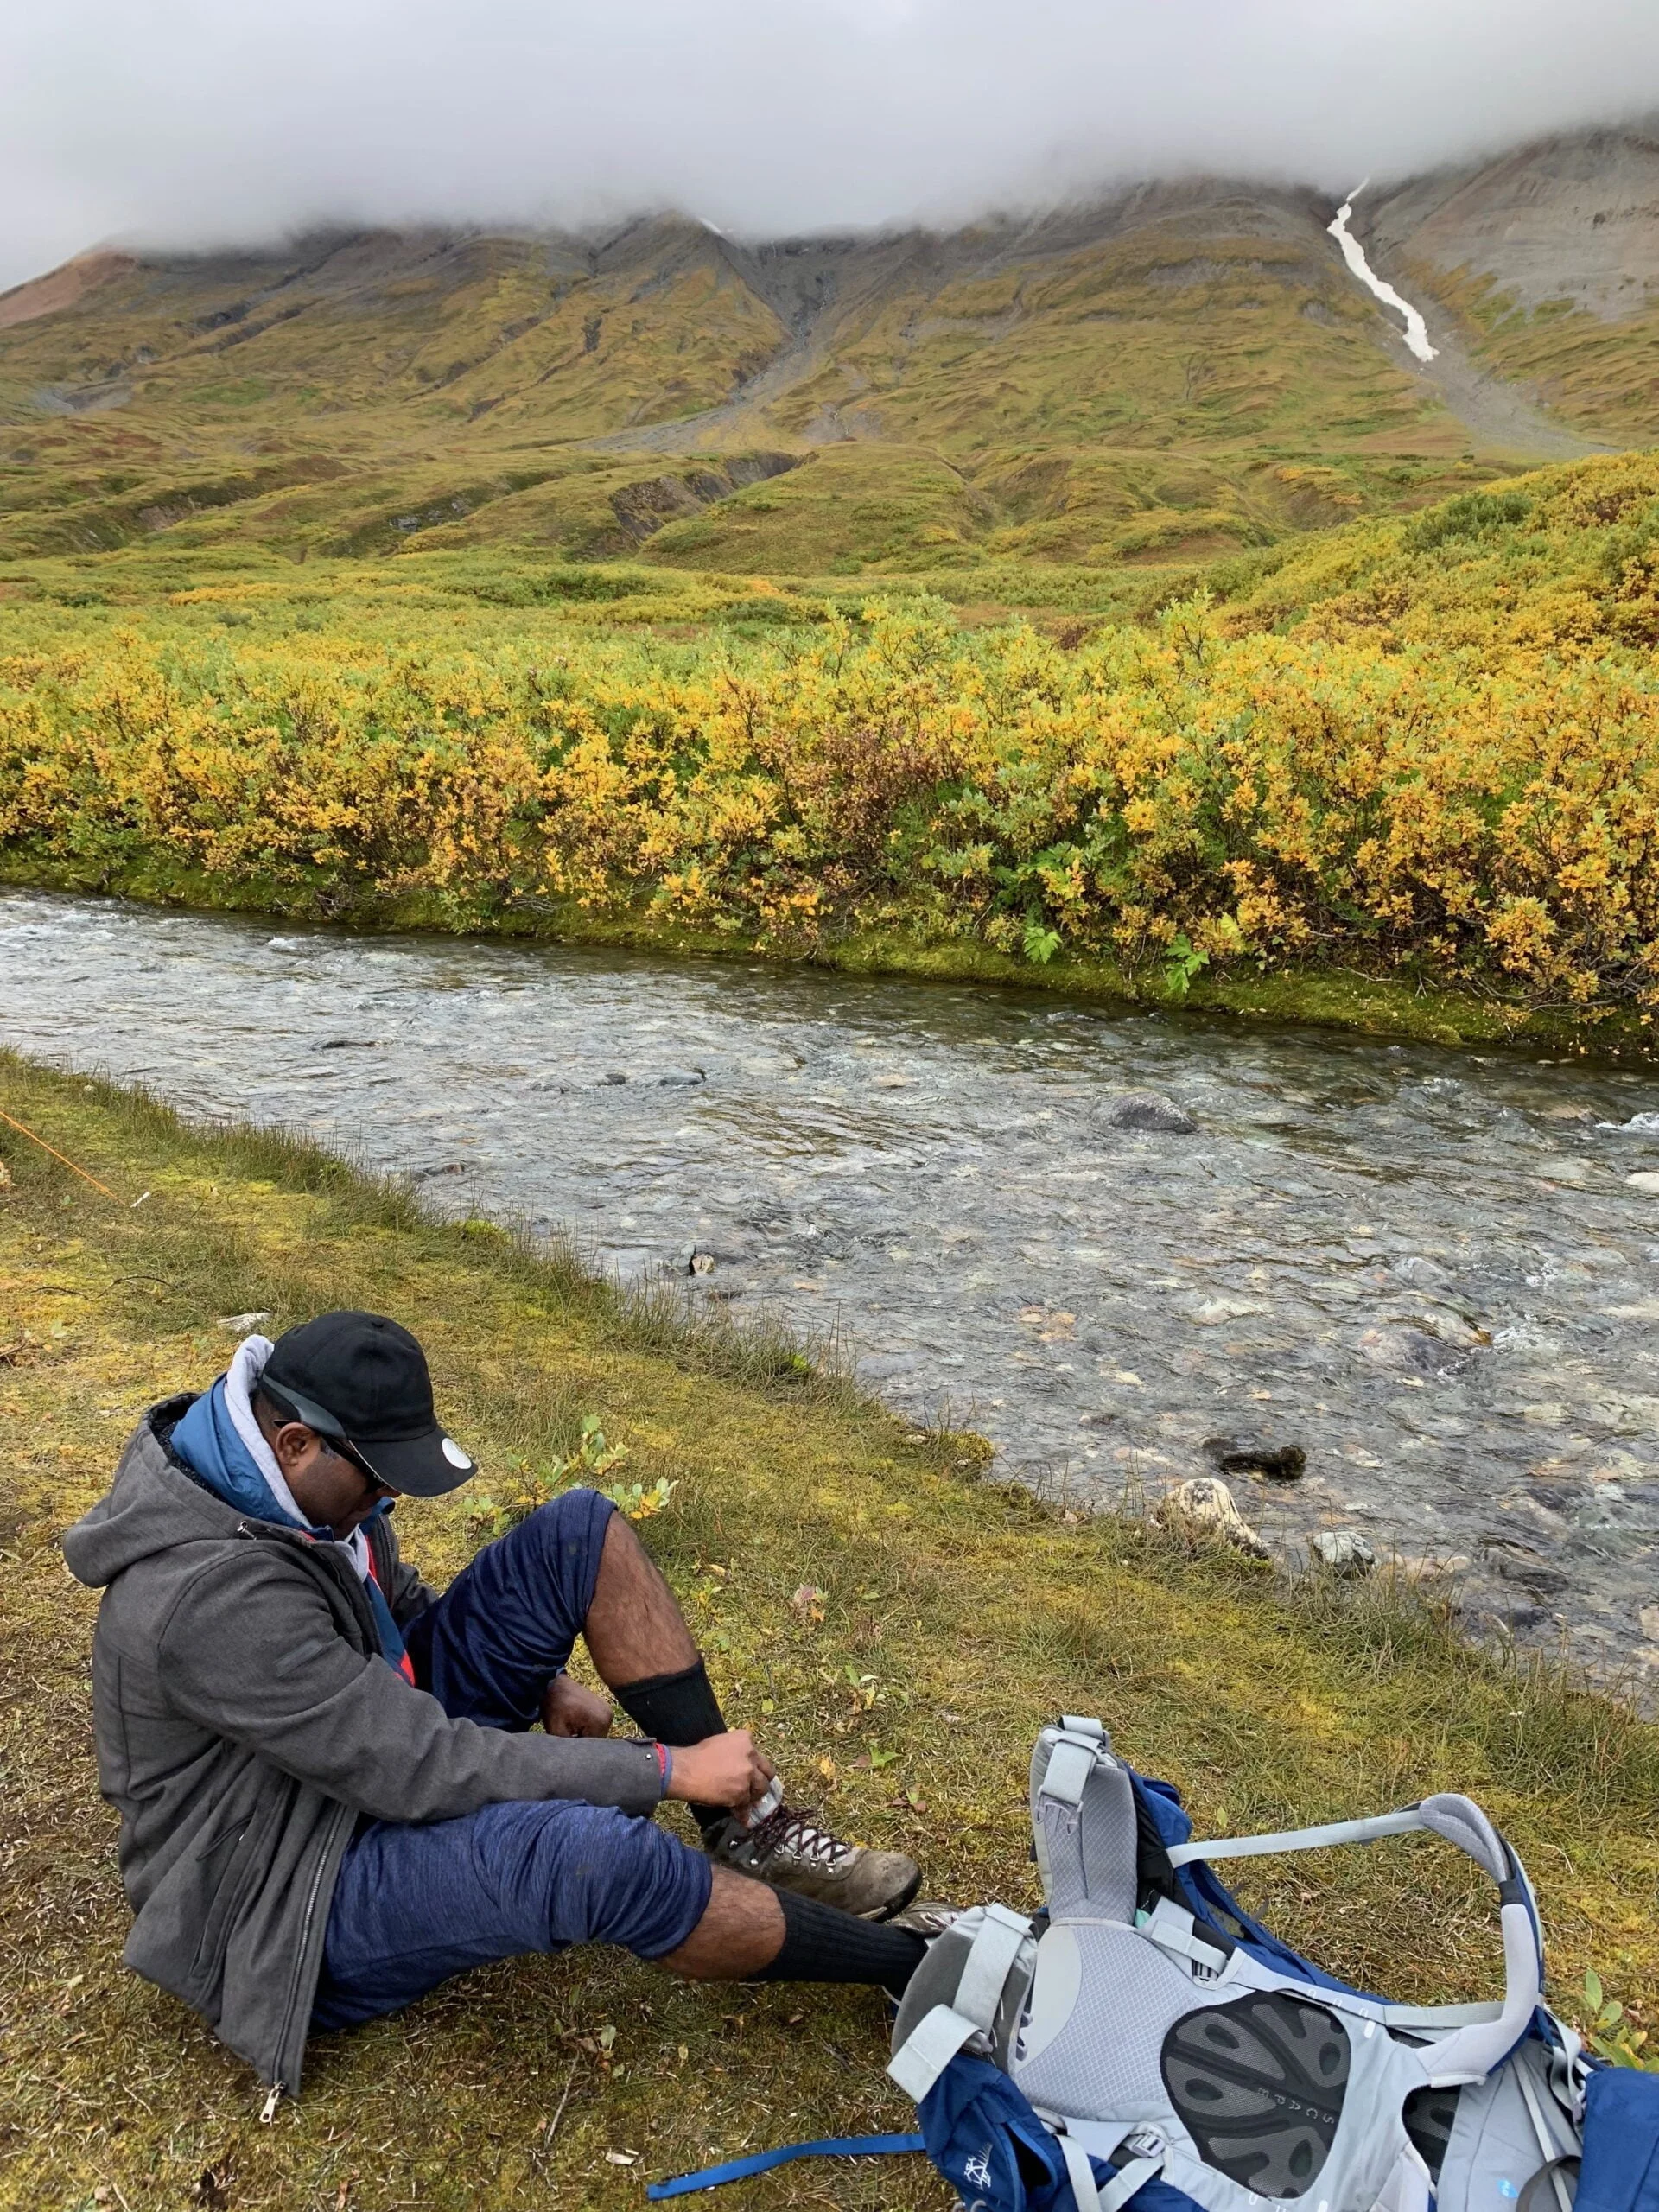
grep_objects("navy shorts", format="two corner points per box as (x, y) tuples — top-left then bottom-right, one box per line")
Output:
(311, 1490), (713, 2031)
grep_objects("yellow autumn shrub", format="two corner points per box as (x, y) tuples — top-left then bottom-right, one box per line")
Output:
(4, 449), (1659, 1015)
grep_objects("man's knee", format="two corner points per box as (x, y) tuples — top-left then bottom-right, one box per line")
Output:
(477, 1797), (711, 1961)
(482, 1487), (616, 1614)
(520, 1486), (617, 1563)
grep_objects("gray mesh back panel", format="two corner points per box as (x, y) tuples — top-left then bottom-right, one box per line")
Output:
(1161, 1993), (1351, 2198)
(1012, 1923), (1192, 2120)
(1034, 1751), (1140, 1922)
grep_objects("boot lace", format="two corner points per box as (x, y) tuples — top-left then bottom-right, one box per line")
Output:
(744, 1802), (855, 1870)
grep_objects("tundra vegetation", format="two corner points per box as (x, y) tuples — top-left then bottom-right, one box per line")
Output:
(1, 1060), (1655, 2208)
(5, 449), (1659, 1053)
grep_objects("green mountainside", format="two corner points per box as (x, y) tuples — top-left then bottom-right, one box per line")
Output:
(0, 132), (1652, 582)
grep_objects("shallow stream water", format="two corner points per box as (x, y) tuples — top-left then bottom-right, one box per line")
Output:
(4, 888), (1658, 1686)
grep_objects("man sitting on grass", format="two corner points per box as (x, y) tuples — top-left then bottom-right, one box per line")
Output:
(64, 1310), (944, 2102)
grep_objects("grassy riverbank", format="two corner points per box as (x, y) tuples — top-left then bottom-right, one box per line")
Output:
(2, 1054), (1656, 2209)
(8, 848), (1654, 1065)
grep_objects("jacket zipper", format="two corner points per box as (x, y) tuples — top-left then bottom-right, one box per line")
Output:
(269, 1795), (351, 2105)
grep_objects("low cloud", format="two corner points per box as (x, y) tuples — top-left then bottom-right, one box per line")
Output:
(3, 0), (1656, 289)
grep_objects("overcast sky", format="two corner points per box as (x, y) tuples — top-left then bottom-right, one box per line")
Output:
(3, 0), (1656, 289)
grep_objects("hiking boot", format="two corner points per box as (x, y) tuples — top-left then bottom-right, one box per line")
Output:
(703, 1802), (921, 1919)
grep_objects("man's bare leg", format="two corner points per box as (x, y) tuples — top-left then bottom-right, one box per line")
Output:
(659, 1866), (785, 1977)
(658, 1864), (938, 1990)
(582, 1511), (698, 1684)
(577, 1508), (925, 1928)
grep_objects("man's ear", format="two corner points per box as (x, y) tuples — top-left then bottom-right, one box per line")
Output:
(270, 1420), (321, 1477)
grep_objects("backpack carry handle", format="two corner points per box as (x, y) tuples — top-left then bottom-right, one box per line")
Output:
(1169, 1790), (1542, 2087)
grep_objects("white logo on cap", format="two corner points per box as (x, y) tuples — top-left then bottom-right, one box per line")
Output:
(442, 1436), (471, 1468)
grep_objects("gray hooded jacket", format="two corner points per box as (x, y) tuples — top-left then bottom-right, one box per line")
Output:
(61, 1399), (666, 2096)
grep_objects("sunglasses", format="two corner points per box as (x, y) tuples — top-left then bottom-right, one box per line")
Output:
(261, 1382), (398, 1494)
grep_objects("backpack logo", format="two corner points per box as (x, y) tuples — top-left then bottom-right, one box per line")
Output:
(963, 2146), (994, 2190)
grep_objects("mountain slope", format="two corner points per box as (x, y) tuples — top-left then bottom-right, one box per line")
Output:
(0, 136), (1651, 577)
(1363, 127), (1659, 447)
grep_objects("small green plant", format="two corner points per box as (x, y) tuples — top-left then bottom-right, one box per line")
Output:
(1582, 1969), (1655, 2069)
(1162, 932), (1210, 1001)
(1022, 917), (1062, 965)
(467, 1415), (676, 1539)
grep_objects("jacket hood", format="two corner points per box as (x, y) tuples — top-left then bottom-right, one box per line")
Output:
(61, 1400), (247, 1589)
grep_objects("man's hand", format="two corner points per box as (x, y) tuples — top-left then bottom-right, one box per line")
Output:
(663, 1729), (775, 1814)
(540, 1674), (613, 1738)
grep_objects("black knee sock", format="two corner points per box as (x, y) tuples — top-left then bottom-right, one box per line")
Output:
(754, 1891), (928, 1990)
(613, 1658), (730, 1837)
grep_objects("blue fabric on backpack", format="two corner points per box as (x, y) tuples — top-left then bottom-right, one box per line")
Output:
(1579, 2066), (1659, 2212)
(917, 2057), (1078, 2212)
(918, 2057), (1202, 2212)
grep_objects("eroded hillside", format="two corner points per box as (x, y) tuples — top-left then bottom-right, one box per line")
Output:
(1363, 127), (1659, 447)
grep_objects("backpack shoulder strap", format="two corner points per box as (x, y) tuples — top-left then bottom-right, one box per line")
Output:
(1166, 1807), (1423, 1865)
(1171, 1793), (1543, 2084)
(888, 1904), (1035, 2101)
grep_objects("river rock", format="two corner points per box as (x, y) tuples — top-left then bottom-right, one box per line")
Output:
(1626, 1171), (1659, 1194)
(1103, 1090), (1197, 1135)
(1309, 1529), (1376, 1577)
(1482, 1541), (1567, 1597)
(1391, 1255), (1451, 1287)
(1154, 1477), (1269, 1559)
(657, 1070), (706, 1087)
(1203, 1435), (1306, 1482)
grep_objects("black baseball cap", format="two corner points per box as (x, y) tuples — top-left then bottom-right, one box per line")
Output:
(259, 1311), (476, 1497)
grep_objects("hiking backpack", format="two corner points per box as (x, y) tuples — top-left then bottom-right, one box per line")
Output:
(884, 1715), (1649, 2212)
(650, 1715), (1659, 2211)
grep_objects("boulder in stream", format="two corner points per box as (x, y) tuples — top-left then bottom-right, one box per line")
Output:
(1309, 1529), (1376, 1578)
(1103, 1090), (1197, 1134)
(1203, 1435), (1306, 1482)
(1154, 1476), (1269, 1559)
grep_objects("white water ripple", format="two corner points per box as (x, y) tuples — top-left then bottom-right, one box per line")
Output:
(1328, 181), (1437, 364)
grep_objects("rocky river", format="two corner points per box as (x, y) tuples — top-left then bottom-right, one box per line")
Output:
(3, 887), (1658, 1688)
